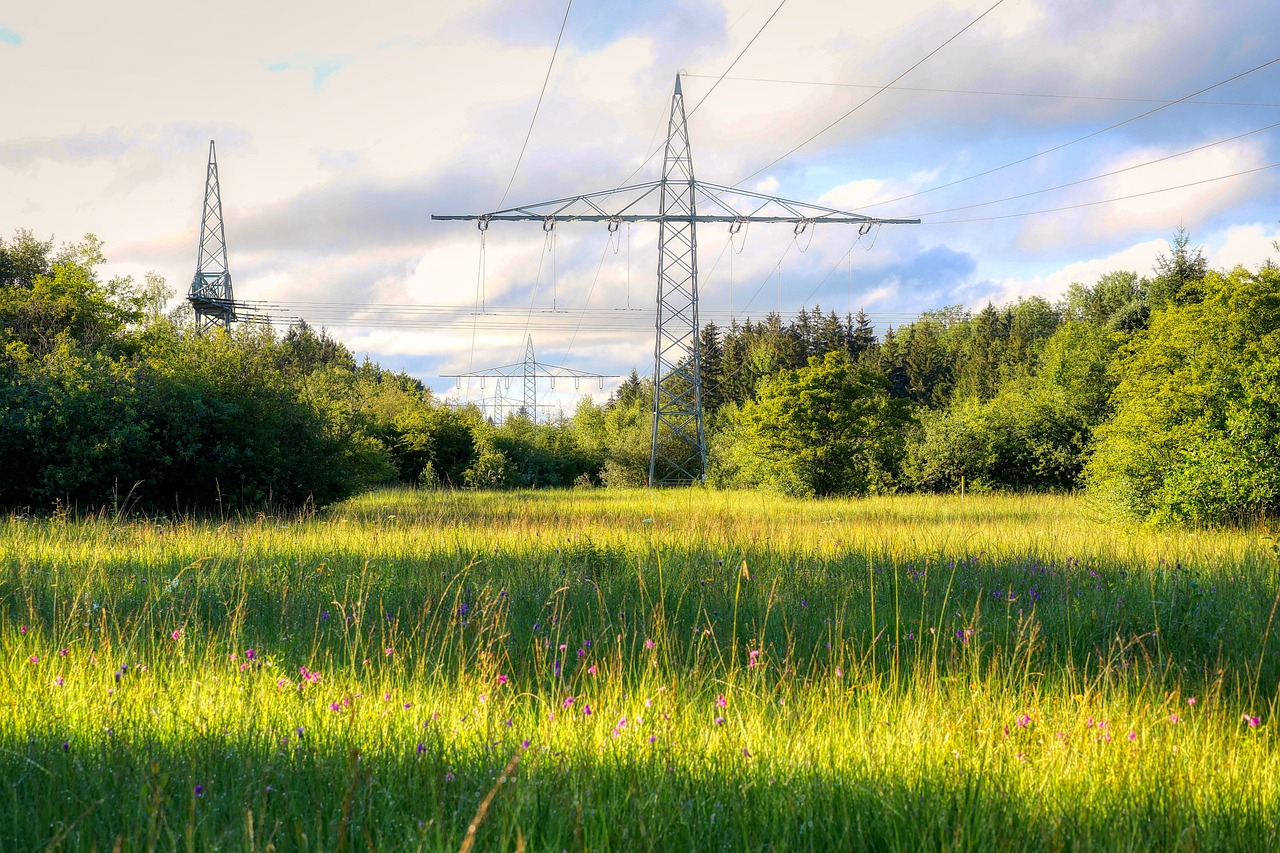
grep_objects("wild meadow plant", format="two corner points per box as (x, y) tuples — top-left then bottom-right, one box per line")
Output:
(0, 489), (1276, 850)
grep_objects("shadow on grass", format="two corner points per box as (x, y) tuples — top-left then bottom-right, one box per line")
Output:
(5, 732), (1276, 852)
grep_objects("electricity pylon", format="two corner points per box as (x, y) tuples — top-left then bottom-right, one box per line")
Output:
(188, 140), (236, 333)
(442, 335), (617, 424)
(434, 75), (919, 485)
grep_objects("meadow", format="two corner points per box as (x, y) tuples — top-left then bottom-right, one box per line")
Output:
(1, 488), (1277, 851)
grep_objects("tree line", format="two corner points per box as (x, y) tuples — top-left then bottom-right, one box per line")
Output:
(2, 227), (1276, 524)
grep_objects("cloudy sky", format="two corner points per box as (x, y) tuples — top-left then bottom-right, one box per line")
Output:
(2, 0), (1278, 408)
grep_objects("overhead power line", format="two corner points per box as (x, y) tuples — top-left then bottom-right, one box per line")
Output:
(922, 161), (1280, 224)
(683, 73), (1280, 108)
(862, 54), (1280, 213)
(907, 120), (1280, 218)
(737, 0), (1007, 185)
(494, 0), (574, 211)
(607, 0), (790, 192)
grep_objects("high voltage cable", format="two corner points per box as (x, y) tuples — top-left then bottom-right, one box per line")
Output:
(494, 0), (573, 211)
(683, 74), (1280, 108)
(921, 161), (1280, 224)
(686, 0), (788, 120)
(862, 55), (1280, 213)
(737, 0), (1006, 185)
(606, 0), (789, 193)
(905, 121), (1280, 218)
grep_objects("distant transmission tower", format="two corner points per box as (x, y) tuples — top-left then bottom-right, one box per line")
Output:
(188, 140), (236, 333)
(435, 75), (918, 485)
(442, 335), (616, 423)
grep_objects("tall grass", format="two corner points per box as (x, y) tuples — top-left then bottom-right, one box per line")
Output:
(0, 489), (1276, 850)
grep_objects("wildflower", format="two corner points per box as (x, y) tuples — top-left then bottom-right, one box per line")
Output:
(521, 739), (531, 749)
(383, 692), (391, 701)
(59, 648), (68, 657)
(321, 611), (330, 621)
(562, 696), (575, 709)
(504, 718), (513, 727)
(645, 639), (655, 649)
(587, 665), (598, 675)
(748, 649), (760, 668)
(742, 748), (752, 758)
(417, 742), (425, 754)
(54, 676), (64, 687)
(20, 625), (28, 635)
(1245, 715), (1261, 728)
(330, 702), (342, 712)
(245, 649), (256, 661)
(479, 694), (487, 703)
(28, 655), (38, 664)
(583, 704), (592, 716)
(1127, 731), (1137, 741)
(1017, 714), (1031, 728)
(716, 694), (727, 709)
(1187, 697), (1197, 706)
(648, 734), (657, 744)
(577, 648), (586, 658)
(497, 674), (509, 685)
(1169, 714), (1181, 724)
(715, 717), (725, 725)
(834, 667), (843, 678)
(171, 630), (182, 641)
(444, 772), (456, 782)
(385, 647), (394, 656)
(195, 784), (204, 797)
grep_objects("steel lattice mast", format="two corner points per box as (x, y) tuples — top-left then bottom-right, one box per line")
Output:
(433, 74), (919, 485)
(442, 335), (617, 424)
(188, 140), (236, 332)
(650, 76), (702, 484)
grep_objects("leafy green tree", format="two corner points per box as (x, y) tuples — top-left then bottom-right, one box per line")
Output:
(712, 351), (910, 496)
(906, 380), (1089, 492)
(1087, 263), (1280, 523)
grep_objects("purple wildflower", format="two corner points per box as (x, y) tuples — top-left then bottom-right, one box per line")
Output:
(244, 648), (255, 661)
(562, 696), (575, 709)
(645, 639), (655, 649)
(716, 694), (727, 709)
(195, 784), (204, 797)
(1017, 714), (1031, 728)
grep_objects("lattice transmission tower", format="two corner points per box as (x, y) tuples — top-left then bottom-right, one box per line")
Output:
(443, 335), (616, 423)
(435, 75), (918, 485)
(188, 140), (237, 333)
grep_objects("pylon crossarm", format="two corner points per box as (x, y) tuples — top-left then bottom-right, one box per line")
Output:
(434, 179), (919, 225)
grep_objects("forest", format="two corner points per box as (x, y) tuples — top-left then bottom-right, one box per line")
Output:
(2, 227), (1277, 524)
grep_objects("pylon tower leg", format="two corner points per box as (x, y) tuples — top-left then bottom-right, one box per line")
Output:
(188, 140), (236, 333)
(649, 75), (706, 487)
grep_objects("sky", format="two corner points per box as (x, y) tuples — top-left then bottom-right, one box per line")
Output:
(2, 0), (1278, 411)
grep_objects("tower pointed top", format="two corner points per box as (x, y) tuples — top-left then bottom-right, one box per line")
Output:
(674, 73), (682, 96)
(208, 139), (217, 163)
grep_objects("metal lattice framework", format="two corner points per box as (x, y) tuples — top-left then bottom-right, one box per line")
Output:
(188, 140), (236, 332)
(441, 335), (617, 424)
(434, 75), (919, 485)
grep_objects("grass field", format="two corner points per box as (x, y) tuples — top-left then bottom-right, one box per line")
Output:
(1, 488), (1277, 851)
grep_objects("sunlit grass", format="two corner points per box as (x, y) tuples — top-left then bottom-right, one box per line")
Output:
(1, 489), (1277, 850)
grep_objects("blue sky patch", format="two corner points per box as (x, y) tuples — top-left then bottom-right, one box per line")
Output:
(264, 53), (352, 91)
